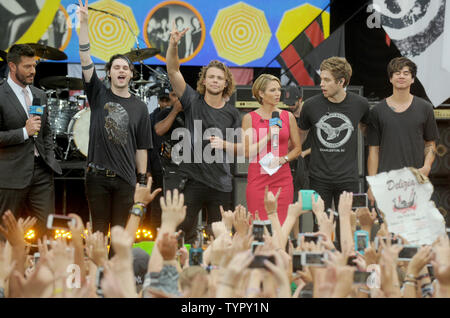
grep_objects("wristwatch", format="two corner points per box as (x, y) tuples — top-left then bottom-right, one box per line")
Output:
(129, 203), (146, 218)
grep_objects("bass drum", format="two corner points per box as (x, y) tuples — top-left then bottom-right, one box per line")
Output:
(67, 108), (90, 158)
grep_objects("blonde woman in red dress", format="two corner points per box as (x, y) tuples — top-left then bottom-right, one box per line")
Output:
(242, 74), (302, 224)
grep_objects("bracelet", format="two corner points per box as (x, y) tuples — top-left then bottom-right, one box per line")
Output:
(416, 273), (430, 280)
(82, 63), (94, 70)
(358, 288), (370, 294)
(267, 210), (277, 216)
(403, 280), (417, 287)
(405, 274), (416, 281)
(421, 283), (433, 290)
(79, 43), (90, 51)
(135, 202), (146, 208)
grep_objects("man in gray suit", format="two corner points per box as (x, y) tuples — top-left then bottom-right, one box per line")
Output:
(0, 44), (61, 237)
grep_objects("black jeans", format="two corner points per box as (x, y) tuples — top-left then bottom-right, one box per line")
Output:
(309, 178), (360, 249)
(85, 171), (134, 235)
(179, 179), (232, 245)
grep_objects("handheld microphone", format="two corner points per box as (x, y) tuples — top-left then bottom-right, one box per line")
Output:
(269, 112), (282, 149)
(29, 97), (44, 138)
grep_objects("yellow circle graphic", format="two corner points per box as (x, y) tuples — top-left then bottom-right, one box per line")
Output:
(77, 0), (140, 62)
(210, 2), (272, 66)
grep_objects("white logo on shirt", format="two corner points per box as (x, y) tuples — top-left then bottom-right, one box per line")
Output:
(315, 112), (354, 149)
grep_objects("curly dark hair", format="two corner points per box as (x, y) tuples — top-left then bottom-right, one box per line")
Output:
(387, 57), (417, 79)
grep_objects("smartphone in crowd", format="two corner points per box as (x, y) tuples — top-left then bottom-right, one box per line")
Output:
(299, 190), (319, 211)
(354, 230), (369, 255)
(374, 236), (402, 251)
(251, 241), (264, 254)
(248, 255), (275, 269)
(398, 245), (419, 261)
(352, 193), (368, 209)
(46, 214), (76, 230)
(263, 220), (272, 236)
(95, 266), (104, 297)
(189, 248), (203, 266)
(301, 252), (328, 267)
(292, 252), (303, 272)
(252, 220), (265, 242)
(297, 233), (321, 247)
(353, 271), (371, 285)
(33, 252), (40, 265)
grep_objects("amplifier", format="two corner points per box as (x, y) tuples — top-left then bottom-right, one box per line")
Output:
(231, 85), (290, 109)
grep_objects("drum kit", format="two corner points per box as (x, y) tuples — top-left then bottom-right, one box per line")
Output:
(14, 43), (167, 161)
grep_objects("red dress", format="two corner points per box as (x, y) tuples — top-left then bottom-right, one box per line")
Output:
(246, 110), (293, 224)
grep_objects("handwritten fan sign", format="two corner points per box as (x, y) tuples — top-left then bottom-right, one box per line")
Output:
(367, 167), (446, 245)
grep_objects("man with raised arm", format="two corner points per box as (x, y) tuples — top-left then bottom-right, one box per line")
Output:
(166, 22), (241, 244)
(367, 57), (439, 205)
(77, 0), (152, 236)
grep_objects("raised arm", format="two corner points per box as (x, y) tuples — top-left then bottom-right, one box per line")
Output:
(78, 0), (94, 82)
(166, 21), (188, 98)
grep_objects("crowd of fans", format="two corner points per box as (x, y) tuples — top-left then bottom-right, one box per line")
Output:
(0, 178), (448, 299)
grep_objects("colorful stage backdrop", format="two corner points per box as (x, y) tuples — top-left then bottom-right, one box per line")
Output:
(0, 0), (330, 67)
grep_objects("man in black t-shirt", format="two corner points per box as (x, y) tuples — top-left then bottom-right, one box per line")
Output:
(167, 23), (240, 244)
(298, 57), (370, 213)
(147, 90), (185, 233)
(367, 57), (439, 205)
(78, 1), (153, 235)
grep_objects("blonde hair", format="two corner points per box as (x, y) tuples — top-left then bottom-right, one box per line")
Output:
(196, 60), (235, 97)
(320, 57), (352, 87)
(251, 74), (281, 104)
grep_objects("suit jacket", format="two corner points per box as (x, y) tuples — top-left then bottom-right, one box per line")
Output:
(0, 81), (61, 189)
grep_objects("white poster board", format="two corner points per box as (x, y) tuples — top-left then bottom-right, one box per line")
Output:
(367, 167), (446, 245)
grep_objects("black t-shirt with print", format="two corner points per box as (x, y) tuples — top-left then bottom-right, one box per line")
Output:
(367, 96), (439, 173)
(83, 70), (152, 186)
(298, 92), (370, 183)
(178, 84), (241, 192)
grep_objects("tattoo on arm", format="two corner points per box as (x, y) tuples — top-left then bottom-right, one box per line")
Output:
(424, 144), (436, 157)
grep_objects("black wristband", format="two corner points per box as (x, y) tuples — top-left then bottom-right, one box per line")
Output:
(137, 173), (147, 185)
(79, 43), (90, 51)
(82, 63), (94, 70)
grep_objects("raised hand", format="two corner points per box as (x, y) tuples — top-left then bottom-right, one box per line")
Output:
(219, 205), (234, 232)
(431, 236), (450, 286)
(157, 232), (178, 261)
(160, 189), (186, 228)
(110, 226), (134, 259)
(78, 0), (89, 24)
(169, 20), (189, 47)
(264, 186), (281, 215)
(233, 205), (250, 236)
(407, 245), (433, 277)
(356, 207), (377, 228)
(134, 177), (162, 207)
(338, 192), (353, 218)
(0, 210), (25, 247)
(311, 194), (325, 215)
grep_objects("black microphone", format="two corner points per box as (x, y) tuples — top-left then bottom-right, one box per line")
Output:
(269, 112), (282, 149)
(29, 97), (44, 138)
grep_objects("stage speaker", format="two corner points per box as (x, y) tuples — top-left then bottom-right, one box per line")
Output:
(231, 85), (289, 108)
(233, 177), (248, 208)
(430, 120), (450, 178)
(431, 182), (450, 227)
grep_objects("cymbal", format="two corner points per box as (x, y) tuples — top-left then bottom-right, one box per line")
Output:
(123, 48), (160, 62)
(40, 76), (84, 90)
(0, 50), (6, 61)
(26, 43), (67, 61)
(133, 79), (151, 85)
